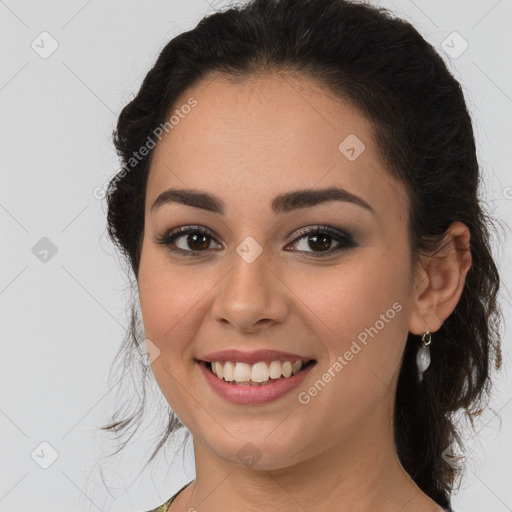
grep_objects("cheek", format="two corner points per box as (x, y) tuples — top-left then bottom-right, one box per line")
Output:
(137, 251), (208, 420)
(137, 249), (209, 356)
(299, 249), (408, 333)
(299, 249), (411, 389)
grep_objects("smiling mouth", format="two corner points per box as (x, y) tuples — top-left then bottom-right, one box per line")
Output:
(201, 359), (317, 386)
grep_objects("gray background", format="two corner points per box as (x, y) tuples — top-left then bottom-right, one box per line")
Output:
(1, 0), (511, 511)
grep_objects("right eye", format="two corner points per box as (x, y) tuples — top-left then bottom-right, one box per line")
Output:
(155, 225), (222, 256)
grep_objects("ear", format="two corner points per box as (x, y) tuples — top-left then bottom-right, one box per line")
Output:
(409, 221), (472, 335)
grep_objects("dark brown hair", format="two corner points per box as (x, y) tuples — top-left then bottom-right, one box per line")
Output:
(101, 0), (503, 508)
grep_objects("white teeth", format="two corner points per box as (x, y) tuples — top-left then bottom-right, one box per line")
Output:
(223, 361), (235, 382)
(209, 360), (306, 384)
(281, 361), (292, 378)
(251, 362), (269, 382)
(269, 360), (282, 379)
(291, 361), (302, 375)
(213, 361), (223, 379)
(233, 362), (251, 382)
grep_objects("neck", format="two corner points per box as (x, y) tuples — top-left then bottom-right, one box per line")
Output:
(174, 403), (441, 512)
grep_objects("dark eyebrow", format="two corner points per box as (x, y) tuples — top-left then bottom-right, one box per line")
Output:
(150, 187), (374, 215)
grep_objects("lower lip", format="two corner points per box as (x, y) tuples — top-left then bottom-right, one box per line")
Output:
(198, 361), (316, 405)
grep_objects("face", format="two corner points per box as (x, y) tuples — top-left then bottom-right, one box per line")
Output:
(137, 72), (418, 470)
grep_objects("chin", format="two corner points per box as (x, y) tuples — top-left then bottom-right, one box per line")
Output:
(204, 432), (310, 471)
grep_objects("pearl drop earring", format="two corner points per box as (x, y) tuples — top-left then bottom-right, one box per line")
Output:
(416, 330), (431, 383)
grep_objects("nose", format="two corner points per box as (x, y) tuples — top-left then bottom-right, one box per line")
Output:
(210, 249), (288, 334)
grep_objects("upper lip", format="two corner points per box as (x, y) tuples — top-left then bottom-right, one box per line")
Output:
(198, 349), (315, 364)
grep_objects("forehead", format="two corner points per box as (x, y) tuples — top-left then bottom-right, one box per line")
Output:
(146, 72), (409, 221)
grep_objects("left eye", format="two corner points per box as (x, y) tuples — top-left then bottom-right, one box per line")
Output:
(290, 227), (351, 255)
(156, 225), (356, 257)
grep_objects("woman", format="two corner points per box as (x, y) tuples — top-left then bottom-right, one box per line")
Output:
(102, 0), (503, 510)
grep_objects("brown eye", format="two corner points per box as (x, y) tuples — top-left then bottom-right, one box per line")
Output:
(184, 232), (211, 251)
(157, 226), (221, 254)
(287, 226), (356, 257)
(306, 233), (333, 252)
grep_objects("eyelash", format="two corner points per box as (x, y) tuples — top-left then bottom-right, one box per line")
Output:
(155, 224), (357, 258)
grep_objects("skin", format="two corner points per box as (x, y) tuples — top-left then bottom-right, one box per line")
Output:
(137, 72), (472, 512)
